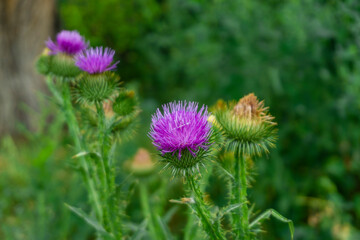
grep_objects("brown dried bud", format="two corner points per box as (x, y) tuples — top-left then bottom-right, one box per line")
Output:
(233, 93), (275, 124)
(126, 148), (155, 175)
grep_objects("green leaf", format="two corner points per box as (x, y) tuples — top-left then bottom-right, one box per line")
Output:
(223, 203), (244, 215)
(250, 208), (294, 240)
(72, 151), (101, 159)
(128, 220), (148, 240)
(217, 164), (235, 180)
(156, 215), (174, 240)
(65, 203), (112, 237)
(163, 206), (179, 223)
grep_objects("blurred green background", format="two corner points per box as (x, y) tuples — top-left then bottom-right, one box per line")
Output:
(1, 0), (360, 239)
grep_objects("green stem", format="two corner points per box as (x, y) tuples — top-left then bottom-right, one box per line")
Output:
(95, 101), (119, 237)
(54, 79), (103, 222)
(95, 102), (113, 192)
(187, 174), (227, 240)
(234, 152), (250, 239)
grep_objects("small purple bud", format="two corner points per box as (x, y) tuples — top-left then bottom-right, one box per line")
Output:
(46, 30), (88, 55)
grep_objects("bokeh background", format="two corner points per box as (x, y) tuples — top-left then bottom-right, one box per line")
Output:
(1, 0), (360, 239)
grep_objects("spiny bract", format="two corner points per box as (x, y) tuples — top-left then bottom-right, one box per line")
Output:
(215, 93), (277, 157)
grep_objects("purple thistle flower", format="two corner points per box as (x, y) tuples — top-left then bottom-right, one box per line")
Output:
(46, 30), (88, 55)
(75, 47), (119, 74)
(149, 101), (212, 159)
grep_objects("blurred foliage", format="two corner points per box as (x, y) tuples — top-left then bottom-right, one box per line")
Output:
(0, 97), (92, 239)
(2, 0), (360, 239)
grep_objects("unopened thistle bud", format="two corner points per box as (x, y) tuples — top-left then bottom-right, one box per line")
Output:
(215, 93), (277, 157)
(113, 90), (138, 117)
(36, 30), (88, 79)
(149, 101), (213, 176)
(74, 47), (120, 104)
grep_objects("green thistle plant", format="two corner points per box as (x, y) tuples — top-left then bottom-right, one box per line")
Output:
(215, 93), (293, 240)
(149, 101), (227, 240)
(36, 30), (88, 80)
(36, 34), (129, 239)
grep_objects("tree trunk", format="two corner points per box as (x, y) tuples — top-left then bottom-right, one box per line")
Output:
(0, 0), (54, 137)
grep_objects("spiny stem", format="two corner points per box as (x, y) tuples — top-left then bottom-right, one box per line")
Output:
(47, 78), (103, 222)
(186, 174), (227, 240)
(234, 152), (250, 239)
(95, 101), (120, 237)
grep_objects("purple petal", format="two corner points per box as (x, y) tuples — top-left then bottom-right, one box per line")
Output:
(46, 30), (88, 55)
(75, 47), (119, 74)
(149, 101), (212, 160)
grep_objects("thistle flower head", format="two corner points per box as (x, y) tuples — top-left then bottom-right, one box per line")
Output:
(75, 47), (119, 74)
(46, 30), (88, 55)
(149, 101), (213, 176)
(215, 93), (277, 157)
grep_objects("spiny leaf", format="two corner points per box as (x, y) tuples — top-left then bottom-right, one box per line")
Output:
(128, 220), (148, 240)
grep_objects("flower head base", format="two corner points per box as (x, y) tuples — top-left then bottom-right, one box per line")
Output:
(215, 93), (277, 157)
(149, 101), (213, 176)
(75, 72), (119, 104)
(46, 30), (88, 55)
(75, 47), (119, 74)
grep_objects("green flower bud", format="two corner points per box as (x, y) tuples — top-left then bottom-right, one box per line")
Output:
(36, 49), (51, 75)
(75, 72), (119, 104)
(215, 93), (277, 157)
(111, 112), (139, 142)
(36, 49), (81, 80)
(113, 90), (138, 117)
(49, 54), (81, 79)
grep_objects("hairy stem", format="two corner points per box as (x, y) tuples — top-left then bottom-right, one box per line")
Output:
(187, 174), (227, 240)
